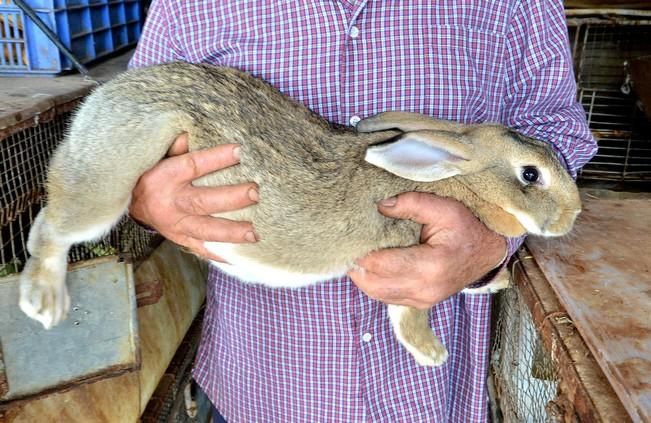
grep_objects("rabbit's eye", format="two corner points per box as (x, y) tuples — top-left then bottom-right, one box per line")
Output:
(522, 166), (539, 183)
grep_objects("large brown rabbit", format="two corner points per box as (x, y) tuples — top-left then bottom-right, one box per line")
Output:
(19, 62), (580, 367)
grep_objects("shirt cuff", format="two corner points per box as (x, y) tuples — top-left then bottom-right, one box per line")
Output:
(466, 235), (525, 289)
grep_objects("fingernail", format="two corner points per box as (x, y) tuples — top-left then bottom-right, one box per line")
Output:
(233, 146), (241, 160)
(245, 231), (259, 242)
(379, 197), (397, 207)
(248, 187), (259, 202)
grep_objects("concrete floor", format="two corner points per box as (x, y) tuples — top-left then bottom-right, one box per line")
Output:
(0, 51), (133, 131)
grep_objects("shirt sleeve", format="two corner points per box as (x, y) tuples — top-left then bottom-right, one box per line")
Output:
(128, 0), (185, 68)
(501, 0), (598, 176)
(473, 0), (598, 287)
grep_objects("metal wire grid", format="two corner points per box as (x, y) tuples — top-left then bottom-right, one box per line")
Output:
(490, 286), (559, 423)
(0, 112), (160, 275)
(568, 21), (651, 181)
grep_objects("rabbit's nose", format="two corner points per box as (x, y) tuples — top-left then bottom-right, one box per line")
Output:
(542, 209), (580, 237)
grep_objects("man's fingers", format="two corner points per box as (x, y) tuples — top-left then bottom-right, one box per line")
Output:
(178, 237), (228, 263)
(347, 266), (432, 309)
(355, 245), (423, 279)
(175, 183), (259, 215)
(377, 192), (453, 225)
(349, 252), (412, 299)
(167, 133), (190, 157)
(169, 144), (242, 182)
(348, 266), (400, 300)
(178, 215), (258, 244)
(349, 245), (448, 306)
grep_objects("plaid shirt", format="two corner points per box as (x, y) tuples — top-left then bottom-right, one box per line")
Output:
(130, 1), (597, 421)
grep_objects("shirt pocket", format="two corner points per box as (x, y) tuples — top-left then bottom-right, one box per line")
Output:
(358, 25), (504, 123)
(418, 25), (506, 123)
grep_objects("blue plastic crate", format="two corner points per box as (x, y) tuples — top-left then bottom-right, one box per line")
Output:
(0, 0), (141, 76)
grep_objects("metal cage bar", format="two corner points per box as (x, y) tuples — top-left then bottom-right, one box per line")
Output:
(568, 16), (651, 182)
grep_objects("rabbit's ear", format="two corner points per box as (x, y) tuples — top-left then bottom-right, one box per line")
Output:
(358, 112), (465, 133)
(365, 131), (472, 182)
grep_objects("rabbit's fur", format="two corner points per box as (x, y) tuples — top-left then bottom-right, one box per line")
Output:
(19, 62), (581, 367)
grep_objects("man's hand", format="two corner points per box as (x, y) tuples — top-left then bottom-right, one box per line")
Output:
(129, 134), (259, 261)
(348, 192), (507, 309)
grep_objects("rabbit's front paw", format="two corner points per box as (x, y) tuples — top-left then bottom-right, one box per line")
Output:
(388, 304), (450, 367)
(19, 258), (70, 329)
(404, 336), (449, 367)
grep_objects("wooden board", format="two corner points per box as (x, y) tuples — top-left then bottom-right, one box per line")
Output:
(565, 1), (651, 9)
(527, 192), (651, 423)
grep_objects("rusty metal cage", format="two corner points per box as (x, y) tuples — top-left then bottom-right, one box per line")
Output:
(0, 102), (161, 277)
(490, 282), (559, 422)
(568, 12), (651, 182)
(489, 251), (630, 423)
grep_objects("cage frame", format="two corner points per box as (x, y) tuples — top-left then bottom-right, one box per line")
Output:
(489, 246), (631, 422)
(566, 10), (651, 183)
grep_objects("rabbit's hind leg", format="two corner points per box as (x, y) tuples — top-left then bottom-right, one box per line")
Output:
(387, 304), (449, 367)
(19, 197), (129, 329)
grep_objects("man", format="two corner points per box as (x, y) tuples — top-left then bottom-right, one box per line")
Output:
(128, 1), (597, 421)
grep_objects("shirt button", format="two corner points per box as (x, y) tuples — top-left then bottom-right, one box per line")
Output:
(362, 332), (372, 342)
(350, 26), (360, 38)
(349, 115), (361, 126)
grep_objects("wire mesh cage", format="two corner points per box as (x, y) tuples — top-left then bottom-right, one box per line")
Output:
(568, 14), (651, 181)
(490, 284), (559, 423)
(0, 104), (161, 277)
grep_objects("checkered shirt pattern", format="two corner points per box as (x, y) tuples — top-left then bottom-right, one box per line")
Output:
(130, 1), (597, 421)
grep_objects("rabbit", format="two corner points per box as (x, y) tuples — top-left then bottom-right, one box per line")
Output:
(19, 61), (581, 367)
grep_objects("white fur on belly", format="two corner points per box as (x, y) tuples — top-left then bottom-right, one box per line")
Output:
(204, 241), (347, 288)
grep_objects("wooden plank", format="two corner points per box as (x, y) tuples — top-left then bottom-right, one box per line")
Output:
(565, 1), (651, 9)
(527, 192), (651, 423)
(0, 372), (140, 423)
(141, 309), (207, 422)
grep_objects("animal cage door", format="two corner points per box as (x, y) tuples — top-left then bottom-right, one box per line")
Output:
(0, 256), (139, 405)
